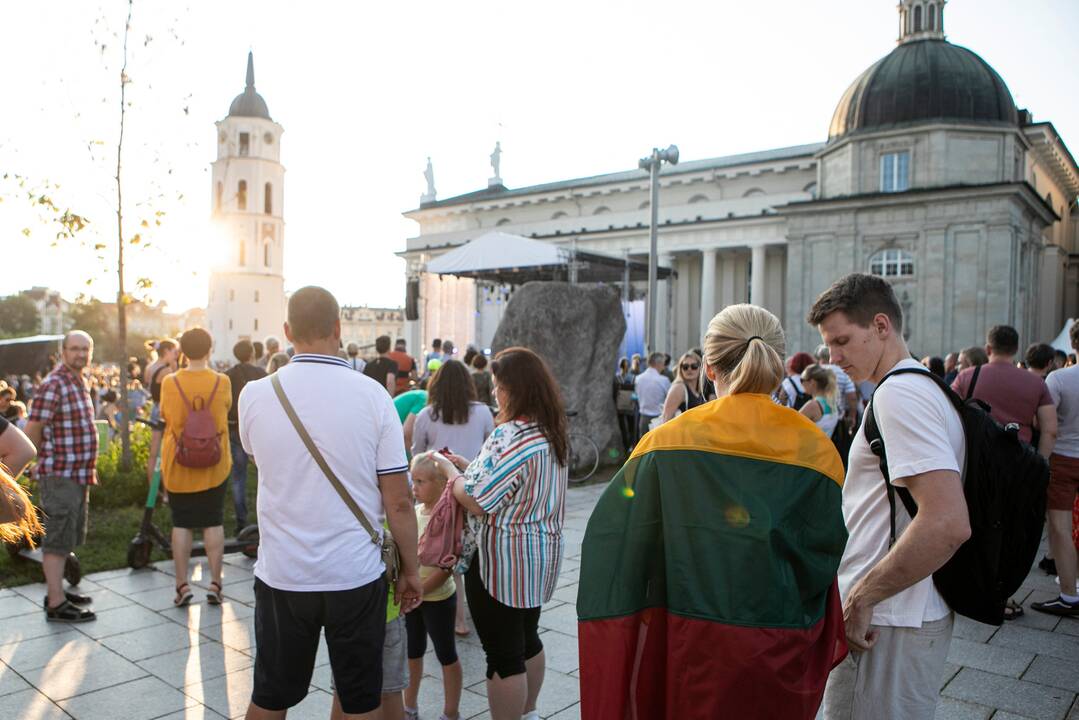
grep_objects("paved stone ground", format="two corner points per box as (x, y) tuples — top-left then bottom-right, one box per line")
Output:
(1, 481), (1077, 719)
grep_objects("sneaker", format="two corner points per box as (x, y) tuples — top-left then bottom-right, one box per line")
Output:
(42, 590), (92, 607)
(1030, 596), (1079, 616)
(404, 709), (419, 720)
(1039, 556), (1058, 576)
(45, 600), (96, 623)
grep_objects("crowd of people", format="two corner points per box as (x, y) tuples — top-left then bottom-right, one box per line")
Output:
(1, 271), (1078, 719)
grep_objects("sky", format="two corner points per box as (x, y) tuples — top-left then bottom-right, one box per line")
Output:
(2, 0), (1077, 313)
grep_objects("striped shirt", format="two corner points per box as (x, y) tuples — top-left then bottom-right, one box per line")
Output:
(463, 419), (567, 608)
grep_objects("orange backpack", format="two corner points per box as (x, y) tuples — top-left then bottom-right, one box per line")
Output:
(171, 375), (223, 469)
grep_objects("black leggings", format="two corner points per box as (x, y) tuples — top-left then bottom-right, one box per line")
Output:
(405, 594), (459, 665)
(464, 558), (543, 679)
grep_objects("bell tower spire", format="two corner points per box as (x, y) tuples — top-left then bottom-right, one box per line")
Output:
(245, 51), (255, 88)
(898, 0), (946, 44)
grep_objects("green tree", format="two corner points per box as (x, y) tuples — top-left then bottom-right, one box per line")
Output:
(0, 295), (40, 338)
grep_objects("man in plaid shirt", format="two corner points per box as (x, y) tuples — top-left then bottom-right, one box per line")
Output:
(25, 331), (99, 622)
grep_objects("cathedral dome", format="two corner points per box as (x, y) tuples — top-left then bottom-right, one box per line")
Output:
(828, 4), (1019, 143)
(228, 52), (272, 121)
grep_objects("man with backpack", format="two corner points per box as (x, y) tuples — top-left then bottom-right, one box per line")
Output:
(810, 274), (970, 720)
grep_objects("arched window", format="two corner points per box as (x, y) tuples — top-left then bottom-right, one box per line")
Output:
(593, 206), (611, 215)
(928, 3), (937, 30)
(688, 194), (709, 204)
(496, 218), (512, 226)
(803, 182), (818, 198)
(254, 318), (259, 332)
(215, 182), (223, 210)
(913, 5), (922, 32)
(264, 183), (272, 214)
(743, 188), (765, 198)
(238, 240), (245, 266)
(551, 211), (568, 220)
(264, 242), (271, 267)
(254, 290), (260, 302)
(237, 180), (247, 211)
(869, 248), (915, 279)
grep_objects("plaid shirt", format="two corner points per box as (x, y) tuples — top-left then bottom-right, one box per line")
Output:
(28, 364), (98, 485)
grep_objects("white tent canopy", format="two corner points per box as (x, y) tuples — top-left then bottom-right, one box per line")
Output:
(1050, 319), (1075, 353)
(423, 231), (672, 284)
(425, 231), (566, 275)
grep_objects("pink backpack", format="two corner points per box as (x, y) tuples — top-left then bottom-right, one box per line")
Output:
(171, 376), (223, 469)
(418, 478), (466, 570)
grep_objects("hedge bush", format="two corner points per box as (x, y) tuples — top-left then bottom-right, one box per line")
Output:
(92, 423), (154, 508)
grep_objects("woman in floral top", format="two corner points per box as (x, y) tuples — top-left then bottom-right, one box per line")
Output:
(439, 346), (568, 720)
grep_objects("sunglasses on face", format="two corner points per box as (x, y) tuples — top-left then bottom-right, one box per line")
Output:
(681, 363), (700, 371)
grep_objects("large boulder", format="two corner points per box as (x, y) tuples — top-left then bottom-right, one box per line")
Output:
(492, 282), (625, 467)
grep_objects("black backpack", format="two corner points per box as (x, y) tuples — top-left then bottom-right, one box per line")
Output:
(863, 366), (1049, 626)
(783, 376), (812, 411)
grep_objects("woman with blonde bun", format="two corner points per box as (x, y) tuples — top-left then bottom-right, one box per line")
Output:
(579, 304), (848, 720)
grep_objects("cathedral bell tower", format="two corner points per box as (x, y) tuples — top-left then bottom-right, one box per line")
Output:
(206, 52), (286, 363)
(897, 0), (946, 44)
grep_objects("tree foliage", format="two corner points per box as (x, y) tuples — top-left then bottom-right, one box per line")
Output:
(0, 295), (40, 338)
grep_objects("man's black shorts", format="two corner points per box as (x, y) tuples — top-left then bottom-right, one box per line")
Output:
(252, 576), (387, 714)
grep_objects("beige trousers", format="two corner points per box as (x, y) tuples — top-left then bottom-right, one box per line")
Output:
(822, 613), (953, 720)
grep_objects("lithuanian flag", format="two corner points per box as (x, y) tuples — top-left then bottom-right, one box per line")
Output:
(577, 393), (848, 720)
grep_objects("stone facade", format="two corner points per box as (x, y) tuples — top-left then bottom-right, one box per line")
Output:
(400, 4), (1078, 358)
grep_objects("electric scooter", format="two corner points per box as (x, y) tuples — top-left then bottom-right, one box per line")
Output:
(127, 418), (259, 569)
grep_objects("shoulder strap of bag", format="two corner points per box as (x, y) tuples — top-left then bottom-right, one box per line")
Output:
(171, 375), (194, 412)
(205, 376), (221, 405)
(270, 373), (381, 547)
(966, 364), (982, 401)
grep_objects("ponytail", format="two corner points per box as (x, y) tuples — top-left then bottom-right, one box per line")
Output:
(703, 304), (786, 396)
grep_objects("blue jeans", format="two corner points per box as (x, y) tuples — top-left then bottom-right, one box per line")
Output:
(229, 430), (249, 529)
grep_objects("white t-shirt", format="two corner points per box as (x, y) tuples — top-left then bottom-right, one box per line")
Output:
(635, 368), (671, 417)
(838, 358), (965, 628)
(1047, 365), (1079, 458)
(240, 353), (408, 591)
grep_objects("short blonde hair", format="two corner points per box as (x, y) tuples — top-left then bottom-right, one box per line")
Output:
(409, 451), (447, 488)
(703, 304), (786, 395)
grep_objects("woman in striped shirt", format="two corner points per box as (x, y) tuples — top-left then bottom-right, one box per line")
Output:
(442, 346), (568, 720)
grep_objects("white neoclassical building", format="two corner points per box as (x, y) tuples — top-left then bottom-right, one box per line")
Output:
(206, 53), (287, 363)
(400, 0), (1078, 358)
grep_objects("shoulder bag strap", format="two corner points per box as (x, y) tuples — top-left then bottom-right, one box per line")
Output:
(205, 375), (221, 405)
(966, 364), (982, 401)
(171, 375), (194, 412)
(270, 374), (381, 548)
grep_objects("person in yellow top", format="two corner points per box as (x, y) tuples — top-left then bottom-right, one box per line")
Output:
(160, 327), (232, 607)
(402, 451), (462, 720)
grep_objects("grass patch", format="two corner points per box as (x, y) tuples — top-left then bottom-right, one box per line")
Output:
(1, 467), (257, 588)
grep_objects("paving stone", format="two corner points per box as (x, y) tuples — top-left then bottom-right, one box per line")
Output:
(85, 567), (142, 582)
(138, 641), (254, 688)
(162, 599), (256, 630)
(0, 593), (43, 620)
(178, 666), (254, 718)
(952, 615), (998, 643)
(540, 630), (580, 675)
(11, 581), (134, 614)
(0, 687), (69, 720)
(0, 629), (100, 672)
(548, 703), (582, 720)
(220, 582), (256, 605)
(468, 667), (580, 718)
(0, 662), (32, 697)
(990, 624), (1079, 662)
(21, 645), (148, 700)
(75, 603), (171, 640)
(0, 609), (72, 645)
(552, 582), (578, 605)
(941, 668), (1074, 720)
(9, 578), (104, 602)
(187, 561), (255, 589)
(1055, 618), (1079, 638)
(154, 705), (228, 720)
(992, 713), (1042, 720)
(198, 617), (256, 652)
(945, 637), (1034, 678)
(101, 622), (204, 662)
(555, 567), (580, 589)
(94, 569), (178, 595)
(537, 603), (579, 638)
(415, 680), (489, 720)
(59, 675), (198, 719)
(1022, 654), (1079, 692)
(932, 698), (993, 720)
(940, 662), (961, 690)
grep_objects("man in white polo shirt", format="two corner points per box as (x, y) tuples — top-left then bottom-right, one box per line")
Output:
(634, 352), (671, 439)
(240, 286), (420, 720)
(810, 274), (969, 720)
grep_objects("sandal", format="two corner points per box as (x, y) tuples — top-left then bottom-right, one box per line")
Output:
(174, 582), (193, 607)
(207, 581), (223, 606)
(45, 599), (96, 623)
(1003, 598), (1024, 620)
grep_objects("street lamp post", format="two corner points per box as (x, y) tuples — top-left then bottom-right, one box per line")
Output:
(639, 144), (679, 356)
